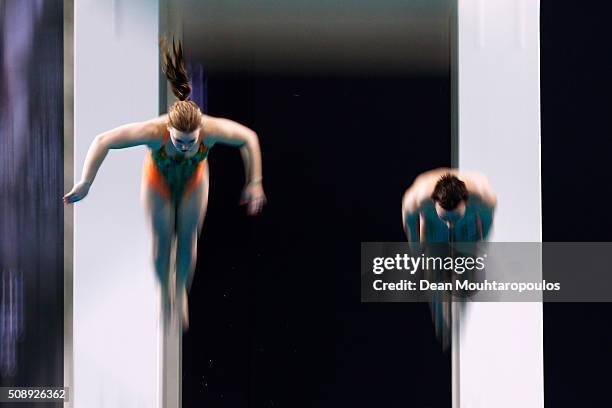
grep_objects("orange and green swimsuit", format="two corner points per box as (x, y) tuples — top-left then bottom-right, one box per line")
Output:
(142, 128), (210, 203)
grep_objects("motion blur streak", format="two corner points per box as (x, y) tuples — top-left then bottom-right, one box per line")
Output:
(0, 269), (24, 377)
(0, 0), (64, 391)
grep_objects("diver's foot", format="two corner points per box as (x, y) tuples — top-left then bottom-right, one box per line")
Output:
(160, 289), (172, 328)
(181, 287), (190, 332)
(162, 285), (179, 331)
(169, 285), (176, 317)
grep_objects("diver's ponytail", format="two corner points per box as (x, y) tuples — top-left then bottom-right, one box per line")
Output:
(160, 37), (191, 101)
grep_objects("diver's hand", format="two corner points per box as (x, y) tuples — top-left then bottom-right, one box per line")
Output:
(240, 181), (266, 215)
(63, 180), (91, 204)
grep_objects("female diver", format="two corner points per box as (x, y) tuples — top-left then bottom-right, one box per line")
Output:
(63, 39), (266, 330)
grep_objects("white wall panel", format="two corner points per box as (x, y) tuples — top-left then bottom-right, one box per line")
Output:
(73, 1), (160, 406)
(456, 0), (543, 407)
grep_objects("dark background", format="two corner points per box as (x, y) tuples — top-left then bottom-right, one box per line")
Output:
(541, 1), (612, 406)
(181, 72), (452, 407)
(179, 1), (454, 407)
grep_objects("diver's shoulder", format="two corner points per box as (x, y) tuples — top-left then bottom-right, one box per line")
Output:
(140, 116), (168, 149)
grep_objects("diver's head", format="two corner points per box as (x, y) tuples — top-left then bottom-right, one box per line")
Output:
(431, 173), (469, 226)
(169, 126), (200, 152)
(160, 37), (202, 152)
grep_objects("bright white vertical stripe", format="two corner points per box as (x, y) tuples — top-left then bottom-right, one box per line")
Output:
(73, 0), (160, 407)
(456, 0), (543, 407)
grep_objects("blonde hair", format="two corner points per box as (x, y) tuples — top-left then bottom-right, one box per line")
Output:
(160, 37), (201, 132)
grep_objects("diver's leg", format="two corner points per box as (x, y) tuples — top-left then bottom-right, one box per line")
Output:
(142, 181), (176, 323)
(175, 165), (209, 330)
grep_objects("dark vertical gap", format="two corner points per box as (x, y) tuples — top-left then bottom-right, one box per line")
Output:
(181, 70), (452, 407)
(181, 1), (454, 405)
(541, 1), (612, 406)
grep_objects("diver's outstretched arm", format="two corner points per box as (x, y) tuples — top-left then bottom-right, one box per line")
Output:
(63, 120), (160, 204)
(201, 114), (266, 215)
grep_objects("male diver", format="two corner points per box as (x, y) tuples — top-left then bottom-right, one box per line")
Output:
(401, 168), (497, 348)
